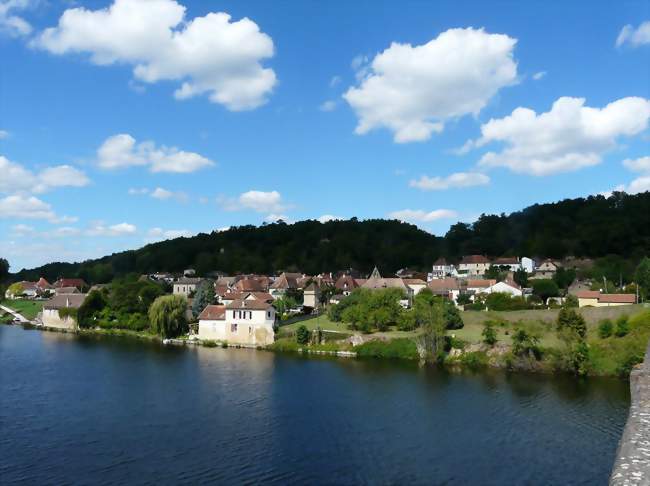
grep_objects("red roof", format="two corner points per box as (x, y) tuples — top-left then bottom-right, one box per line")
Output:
(576, 290), (600, 299)
(428, 278), (460, 291)
(54, 278), (87, 289)
(460, 255), (490, 264)
(467, 279), (497, 288)
(599, 294), (636, 304)
(198, 305), (226, 320)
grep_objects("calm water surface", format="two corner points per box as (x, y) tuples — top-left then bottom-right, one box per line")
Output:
(0, 325), (629, 485)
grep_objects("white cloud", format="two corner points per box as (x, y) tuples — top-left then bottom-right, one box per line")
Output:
(471, 96), (650, 176)
(0, 195), (57, 220)
(35, 165), (90, 192)
(616, 21), (650, 48)
(0, 156), (90, 194)
(264, 213), (289, 223)
(87, 222), (137, 236)
(221, 190), (287, 213)
(97, 133), (214, 173)
(623, 156), (650, 173)
(33, 0), (276, 110)
(627, 176), (650, 194)
(343, 28), (518, 143)
(317, 214), (343, 223)
(10, 223), (35, 236)
(319, 100), (337, 112)
(0, 129), (9, 139)
(388, 209), (458, 223)
(149, 187), (188, 202)
(146, 227), (192, 242)
(0, 0), (32, 37)
(409, 172), (490, 191)
(532, 71), (546, 80)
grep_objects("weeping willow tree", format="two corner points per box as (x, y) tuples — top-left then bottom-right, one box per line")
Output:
(416, 300), (447, 363)
(148, 295), (188, 338)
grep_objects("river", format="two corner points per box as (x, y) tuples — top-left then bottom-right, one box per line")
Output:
(0, 325), (629, 485)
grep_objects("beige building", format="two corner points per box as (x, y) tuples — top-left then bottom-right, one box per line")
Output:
(303, 283), (321, 309)
(458, 255), (491, 276)
(173, 277), (203, 297)
(576, 291), (636, 308)
(42, 293), (86, 330)
(198, 299), (276, 346)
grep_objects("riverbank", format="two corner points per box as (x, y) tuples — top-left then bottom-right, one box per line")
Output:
(5, 306), (649, 378)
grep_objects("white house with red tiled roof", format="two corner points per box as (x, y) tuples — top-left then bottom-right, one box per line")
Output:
(576, 291), (636, 308)
(197, 300), (276, 346)
(458, 255), (491, 276)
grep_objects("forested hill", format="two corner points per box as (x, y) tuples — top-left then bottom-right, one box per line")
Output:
(10, 191), (650, 283)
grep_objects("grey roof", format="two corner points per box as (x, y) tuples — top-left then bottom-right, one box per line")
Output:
(44, 293), (87, 310)
(176, 277), (203, 285)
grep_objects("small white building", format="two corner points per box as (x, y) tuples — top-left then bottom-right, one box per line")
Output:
(491, 257), (522, 272)
(198, 299), (276, 346)
(521, 257), (535, 274)
(484, 280), (523, 297)
(42, 293), (86, 330)
(173, 277), (203, 297)
(576, 291), (636, 308)
(431, 258), (455, 279)
(303, 283), (321, 309)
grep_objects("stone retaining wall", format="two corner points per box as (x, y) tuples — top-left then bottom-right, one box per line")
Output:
(610, 342), (650, 485)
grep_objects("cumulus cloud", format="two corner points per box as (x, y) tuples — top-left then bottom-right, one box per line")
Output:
(264, 213), (289, 223)
(623, 156), (650, 173)
(388, 209), (458, 223)
(470, 96), (650, 176)
(33, 0), (276, 110)
(86, 222), (137, 237)
(343, 27), (518, 143)
(616, 21), (650, 48)
(97, 133), (214, 173)
(220, 190), (287, 213)
(409, 172), (490, 191)
(617, 156), (650, 195)
(317, 214), (343, 223)
(149, 187), (188, 202)
(0, 0), (32, 37)
(0, 156), (90, 194)
(0, 195), (57, 220)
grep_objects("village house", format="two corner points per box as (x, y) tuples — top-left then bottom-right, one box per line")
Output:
(53, 278), (88, 292)
(465, 279), (497, 299)
(334, 275), (359, 295)
(491, 257), (522, 272)
(173, 277), (203, 297)
(484, 280), (523, 297)
(42, 293), (87, 330)
(402, 278), (427, 296)
(233, 276), (269, 293)
(303, 282), (321, 309)
(5, 281), (39, 299)
(197, 299), (276, 346)
(458, 255), (491, 276)
(362, 267), (412, 307)
(269, 272), (301, 298)
(575, 291), (636, 308)
(220, 291), (273, 306)
(534, 259), (561, 279)
(427, 277), (461, 302)
(431, 258), (455, 279)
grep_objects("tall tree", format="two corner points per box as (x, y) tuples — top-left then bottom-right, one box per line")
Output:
(149, 295), (188, 338)
(636, 257), (650, 302)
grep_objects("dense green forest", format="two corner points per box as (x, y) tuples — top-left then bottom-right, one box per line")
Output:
(8, 191), (650, 284)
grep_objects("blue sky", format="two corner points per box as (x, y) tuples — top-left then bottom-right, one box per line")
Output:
(1, 0), (649, 271)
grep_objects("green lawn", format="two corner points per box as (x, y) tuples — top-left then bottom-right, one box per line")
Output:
(281, 314), (351, 333)
(2, 299), (44, 320)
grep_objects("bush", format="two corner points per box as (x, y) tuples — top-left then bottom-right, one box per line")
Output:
(355, 339), (419, 360)
(296, 325), (309, 344)
(202, 340), (217, 348)
(459, 351), (488, 370)
(511, 328), (540, 358)
(615, 316), (630, 337)
(397, 311), (417, 331)
(482, 321), (498, 346)
(598, 319), (614, 339)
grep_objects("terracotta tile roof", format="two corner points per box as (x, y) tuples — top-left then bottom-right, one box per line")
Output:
(54, 278), (87, 289)
(36, 277), (52, 289)
(234, 278), (266, 292)
(428, 278), (460, 291)
(44, 293), (86, 310)
(460, 255), (490, 264)
(575, 290), (601, 299)
(492, 257), (519, 265)
(362, 277), (408, 290)
(403, 278), (427, 285)
(599, 294), (636, 304)
(226, 299), (273, 311)
(335, 275), (359, 291)
(433, 258), (448, 265)
(467, 279), (497, 288)
(270, 273), (299, 290)
(55, 287), (79, 295)
(198, 305), (226, 320)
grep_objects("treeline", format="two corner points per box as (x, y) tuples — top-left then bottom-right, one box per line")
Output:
(9, 191), (650, 284)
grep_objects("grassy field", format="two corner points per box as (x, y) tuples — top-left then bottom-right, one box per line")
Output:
(280, 314), (351, 334)
(2, 299), (44, 320)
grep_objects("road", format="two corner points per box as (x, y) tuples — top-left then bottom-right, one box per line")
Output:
(0, 304), (30, 323)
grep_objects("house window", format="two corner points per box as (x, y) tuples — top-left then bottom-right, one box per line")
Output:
(231, 324), (238, 333)
(267, 311), (271, 318)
